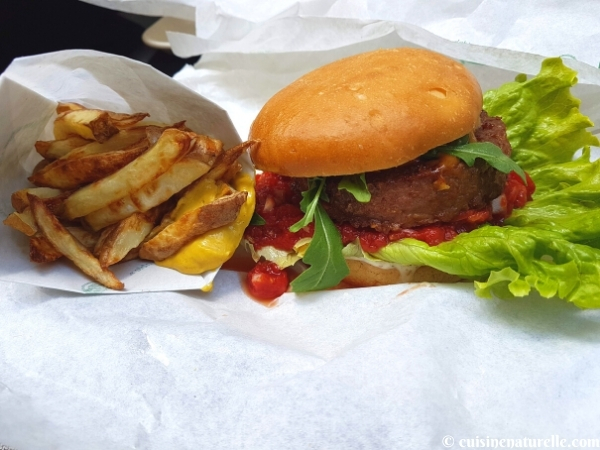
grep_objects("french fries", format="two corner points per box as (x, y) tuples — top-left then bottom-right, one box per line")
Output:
(29, 232), (63, 264)
(140, 190), (248, 261)
(28, 227), (100, 264)
(3, 103), (254, 290)
(3, 209), (37, 236)
(29, 138), (149, 190)
(84, 139), (219, 230)
(53, 109), (149, 142)
(11, 187), (64, 212)
(28, 195), (124, 290)
(63, 129), (221, 220)
(94, 208), (162, 267)
(35, 136), (92, 160)
(56, 102), (85, 114)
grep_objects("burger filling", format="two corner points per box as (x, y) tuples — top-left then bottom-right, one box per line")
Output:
(244, 112), (535, 298)
(325, 113), (510, 232)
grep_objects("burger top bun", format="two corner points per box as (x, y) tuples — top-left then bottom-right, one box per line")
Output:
(249, 48), (483, 177)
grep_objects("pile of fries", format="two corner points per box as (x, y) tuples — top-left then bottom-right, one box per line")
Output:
(3, 102), (255, 290)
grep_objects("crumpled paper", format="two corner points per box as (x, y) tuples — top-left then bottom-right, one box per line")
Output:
(3, 5), (600, 450)
(81, 0), (600, 69)
(0, 50), (247, 294)
(80, 0), (197, 21)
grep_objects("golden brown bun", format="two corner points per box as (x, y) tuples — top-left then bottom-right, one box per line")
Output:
(343, 259), (461, 287)
(249, 48), (483, 177)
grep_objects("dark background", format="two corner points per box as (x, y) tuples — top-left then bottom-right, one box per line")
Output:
(0, 0), (197, 75)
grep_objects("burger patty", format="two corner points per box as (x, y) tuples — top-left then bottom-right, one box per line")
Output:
(474, 111), (512, 157)
(323, 111), (512, 232)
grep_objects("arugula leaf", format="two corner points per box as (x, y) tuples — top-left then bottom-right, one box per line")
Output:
(286, 177), (350, 292)
(442, 142), (527, 183)
(448, 134), (470, 147)
(338, 173), (371, 202)
(250, 212), (266, 226)
(289, 177), (326, 232)
(290, 203), (350, 292)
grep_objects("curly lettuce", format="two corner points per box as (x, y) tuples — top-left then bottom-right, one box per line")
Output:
(483, 58), (598, 170)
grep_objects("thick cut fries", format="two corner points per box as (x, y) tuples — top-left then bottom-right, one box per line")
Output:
(54, 110), (114, 142)
(56, 102), (85, 114)
(11, 187), (63, 212)
(84, 139), (219, 230)
(32, 159), (49, 174)
(29, 139), (149, 190)
(63, 129), (212, 219)
(42, 124), (184, 164)
(54, 109), (149, 142)
(139, 191), (247, 261)
(29, 233), (63, 263)
(3, 209), (37, 236)
(58, 127), (148, 160)
(206, 140), (257, 182)
(94, 208), (161, 267)
(11, 188), (70, 217)
(28, 194), (124, 290)
(67, 227), (100, 250)
(35, 136), (92, 160)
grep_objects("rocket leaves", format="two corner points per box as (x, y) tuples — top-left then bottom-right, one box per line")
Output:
(443, 142), (527, 183)
(290, 203), (350, 292)
(338, 173), (371, 202)
(289, 177), (326, 233)
(288, 177), (350, 292)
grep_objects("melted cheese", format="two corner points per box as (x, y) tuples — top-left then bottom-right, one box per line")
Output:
(156, 172), (255, 274)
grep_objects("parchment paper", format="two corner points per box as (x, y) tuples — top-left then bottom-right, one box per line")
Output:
(3, 6), (600, 450)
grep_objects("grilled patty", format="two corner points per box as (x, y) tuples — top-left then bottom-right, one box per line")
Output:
(322, 111), (512, 232)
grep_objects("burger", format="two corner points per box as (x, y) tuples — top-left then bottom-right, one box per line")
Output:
(243, 47), (533, 300)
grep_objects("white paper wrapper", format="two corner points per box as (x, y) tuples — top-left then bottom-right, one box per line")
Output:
(3, 11), (600, 450)
(0, 50), (246, 294)
(80, 0), (197, 20)
(81, 0), (600, 69)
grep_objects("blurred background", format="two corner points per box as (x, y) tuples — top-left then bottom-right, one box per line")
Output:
(0, 0), (196, 75)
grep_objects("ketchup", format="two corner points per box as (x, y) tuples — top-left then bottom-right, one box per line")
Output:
(247, 172), (313, 252)
(503, 171), (536, 216)
(244, 171), (535, 300)
(246, 261), (289, 301)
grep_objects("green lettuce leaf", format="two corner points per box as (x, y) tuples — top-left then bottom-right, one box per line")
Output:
(525, 146), (600, 196)
(483, 58), (599, 170)
(506, 148), (600, 246)
(375, 226), (600, 308)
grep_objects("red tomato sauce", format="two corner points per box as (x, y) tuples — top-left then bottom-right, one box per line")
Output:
(244, 171), (535, 300)
(246, 261), (289, 302)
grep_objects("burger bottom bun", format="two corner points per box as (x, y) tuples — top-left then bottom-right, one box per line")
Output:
(343, 259), (461, 287)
